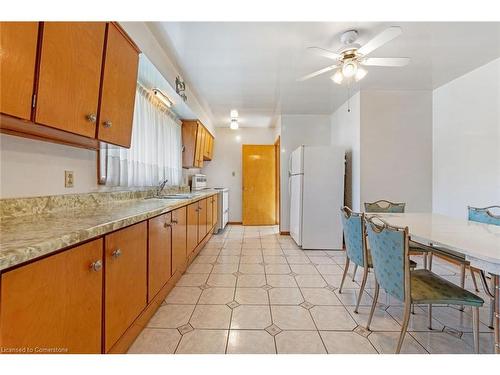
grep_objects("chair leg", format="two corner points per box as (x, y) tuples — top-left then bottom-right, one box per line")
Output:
(396, 301), (412, 354)
(489, 276), (495, 329)
(423, 253), (427, 269)
(352, 264), (358, 281)
(339, 257), (350, 294)
(470, 268), (479, 293)
(411, 303), (415, 315)
(355, 267), (369, 314)
(428, 252), (433, 270)
(427, 304), (433, 330)
(459, 263), (466, 311)
(366, 282), (379, 331)
(472, 306), (480, 354)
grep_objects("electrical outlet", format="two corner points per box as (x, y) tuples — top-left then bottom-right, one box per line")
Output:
(65, 170), (74, 188)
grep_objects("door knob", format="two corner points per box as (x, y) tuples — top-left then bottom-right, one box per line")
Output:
(90, 260), (102, 272)
(86, 113), (97, 123)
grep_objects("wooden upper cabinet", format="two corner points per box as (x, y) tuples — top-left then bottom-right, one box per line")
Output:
(182, 120), (214, 168)
(148, 213), (172, 302)
(0, 239), (103, 354)
(104, 222), (147, 352)
(0, 22), (39, 120)
(187, 202), (199, 255)
(172, 206), (187, 275)
(35, 22), (106, 138)
(97, 23), (140, 148)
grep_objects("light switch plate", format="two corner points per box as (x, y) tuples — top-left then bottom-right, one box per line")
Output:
(65, 170), (74, 188)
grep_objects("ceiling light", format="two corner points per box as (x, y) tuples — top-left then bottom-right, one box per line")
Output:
(230, 120), (239, 130)
(354, 67), (367, 81)
(331, 70), (344, 84)
(342, 60), (358, 78)
(152, 88), (173, 108)
(230, 109), (239, 119)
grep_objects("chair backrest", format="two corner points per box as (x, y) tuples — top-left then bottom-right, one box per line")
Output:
(468, 206), (500, 226)
(340, 207), (368, 267)
(364, 200), (406, 213)
(364, 216), (410, 302)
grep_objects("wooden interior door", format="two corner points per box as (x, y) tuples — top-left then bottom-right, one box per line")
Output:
(172, 206), (187, 274)
(35, 22), (106, 137)
(0, 22), (39, 120)
(187, 202), (199, 255)
(198, 198), (208, 241)
(148, 213), (172, 302)
(104, 222), (147, 352)
(0, 239), (103, 353)
(97, 23), (139, 148)
(242, 145), (276, 225)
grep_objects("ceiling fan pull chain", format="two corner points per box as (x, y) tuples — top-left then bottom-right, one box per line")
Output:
(347, 82), (351, 113)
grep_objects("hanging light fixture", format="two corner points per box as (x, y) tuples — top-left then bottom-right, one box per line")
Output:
(354, 67), (367, 81)
(230, 119), (239, 130)
(152, 88), (173, 108)
(331, 69), (344, 84)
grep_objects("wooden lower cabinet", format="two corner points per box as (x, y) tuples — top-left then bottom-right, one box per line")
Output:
(212, 194), (218, 229)
(0, 239), (103, 353)
(148, 213), (172, 302)
(198, 198), (208, 242)
(187, 202), (199, 255)
(104, 222), (147, 352)
(172, 206), (187, 274)
(207, 196), (214, 230)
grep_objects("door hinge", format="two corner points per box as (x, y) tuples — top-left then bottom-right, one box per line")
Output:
(31, 94), (37, 108)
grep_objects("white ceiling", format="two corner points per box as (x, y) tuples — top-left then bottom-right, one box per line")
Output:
(148, 22), (500, 128)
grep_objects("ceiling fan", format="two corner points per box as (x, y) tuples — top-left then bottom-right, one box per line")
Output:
(298, 26), (410, 84)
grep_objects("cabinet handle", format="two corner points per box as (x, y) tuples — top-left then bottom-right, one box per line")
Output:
(164, 222), (172, 228)
(90, 260), (102, 272)
(111, 249), (122, 258)
(86, 113), (97, 123)
(171, 219), (178, 224)
(103, 120), (112, 128)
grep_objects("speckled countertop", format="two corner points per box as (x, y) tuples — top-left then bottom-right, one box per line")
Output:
(0, 189), (219, 273)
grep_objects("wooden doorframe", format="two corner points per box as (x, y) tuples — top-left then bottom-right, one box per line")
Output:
(274, 136), (280, 227)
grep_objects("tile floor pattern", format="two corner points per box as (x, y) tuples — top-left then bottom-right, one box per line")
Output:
(128, 225), (495, 354)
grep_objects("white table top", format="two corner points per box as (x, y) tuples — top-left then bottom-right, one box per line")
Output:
(367, 213), (500, 275)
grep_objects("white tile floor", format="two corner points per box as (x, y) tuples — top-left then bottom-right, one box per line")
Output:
(128, 225), (495, 354)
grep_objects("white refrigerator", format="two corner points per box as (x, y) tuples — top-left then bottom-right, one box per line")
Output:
(289, 145), (345, 249)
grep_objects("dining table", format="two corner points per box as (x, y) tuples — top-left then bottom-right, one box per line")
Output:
(366, 212), (500, 354)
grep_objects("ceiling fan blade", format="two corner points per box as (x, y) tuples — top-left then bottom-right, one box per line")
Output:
(297, 65), (337, 81)
(362, 57), (410, 67)
(357, 26), (402, 56)
(307, 46), (341, 60)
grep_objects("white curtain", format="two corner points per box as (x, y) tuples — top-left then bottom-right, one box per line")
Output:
(106, 85), (182, 187)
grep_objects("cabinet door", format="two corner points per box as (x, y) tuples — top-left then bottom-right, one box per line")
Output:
(148, 213), (172, 302)
(172, 206), (187, 274)
(187, 202), (199, 255)
(194, 125), (204, 168)
(212, 194), (219, 228)
(207, 195), (214, 230)
(197, 198), (208, 242)
(35, 22), (106, 138)
(105, 222), (147, 352)
(0, 22), (39, 120)
(181, 121), (198, 168)
(0, 239), (103, 353)
(97, 23), (139, 148)
(208, 135), (214, 159)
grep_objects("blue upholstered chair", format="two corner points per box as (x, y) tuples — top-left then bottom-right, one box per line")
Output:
(468, 205), (499, 327)
(364, 216), (484, 354)
(340, 206), (416, 314)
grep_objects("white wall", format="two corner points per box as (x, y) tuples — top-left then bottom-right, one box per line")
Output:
(280, 114), (332, 232)
(331, 92), (361, 211)
(433, 58), (500, 219)
(361, 90), (433, 212)
(0, 134), (98, 198)
(202, 127), (276, 223)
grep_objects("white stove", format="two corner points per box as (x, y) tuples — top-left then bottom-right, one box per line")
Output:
(190, 174), (229, 233)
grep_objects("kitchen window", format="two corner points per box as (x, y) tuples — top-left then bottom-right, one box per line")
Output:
(104, 83), (182, 187)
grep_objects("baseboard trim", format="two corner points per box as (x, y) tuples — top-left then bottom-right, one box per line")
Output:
(227, 221), (242, 225)
(280, 231), (290, 235)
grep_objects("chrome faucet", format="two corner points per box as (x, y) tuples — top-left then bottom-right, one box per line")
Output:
(156, 178), (169, 196)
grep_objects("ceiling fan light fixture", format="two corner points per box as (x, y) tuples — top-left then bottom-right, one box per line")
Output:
(342, 60), (358, 78)
(331, 70), (344, 84)
(354, 67), (367, 81)
(230, 119), (239, 130)
(230, 109), (239, 119)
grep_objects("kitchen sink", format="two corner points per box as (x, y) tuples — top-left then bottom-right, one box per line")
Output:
(146, 193), (198, 200)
